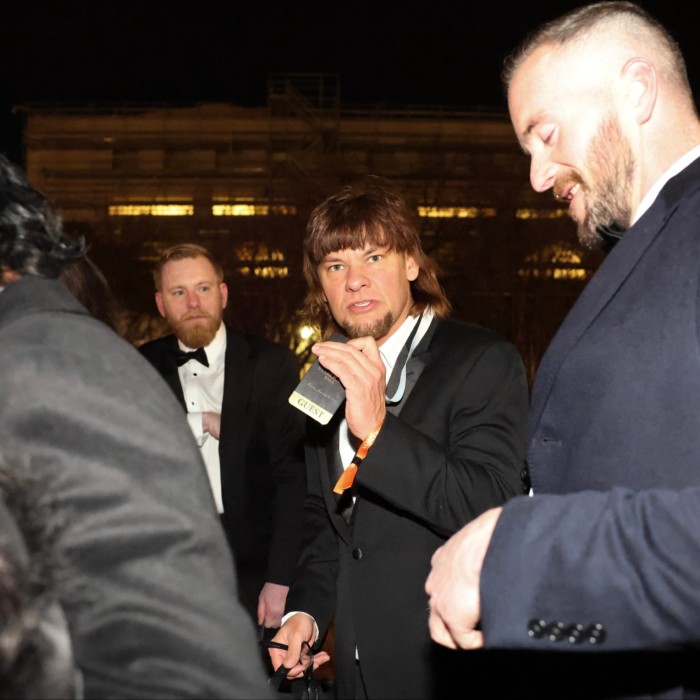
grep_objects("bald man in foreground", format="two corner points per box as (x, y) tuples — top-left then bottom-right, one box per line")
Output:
(427, 3), (700, 698)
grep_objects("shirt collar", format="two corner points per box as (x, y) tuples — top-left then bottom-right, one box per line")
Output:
(379, 307), (434, 370)
(633, 144), (700, 224)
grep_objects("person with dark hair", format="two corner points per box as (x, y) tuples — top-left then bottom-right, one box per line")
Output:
(268, 176), (529, 699)
(139, 243), (306, 632)
(0, 153), (268, 698)
(59, 255), (119, 330)
(426, 3), (700, 698)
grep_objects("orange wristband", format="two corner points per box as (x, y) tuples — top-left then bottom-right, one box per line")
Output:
(333, 422), (384, 494)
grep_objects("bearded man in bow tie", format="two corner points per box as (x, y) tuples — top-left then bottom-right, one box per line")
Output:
(139, 243), (306, 631)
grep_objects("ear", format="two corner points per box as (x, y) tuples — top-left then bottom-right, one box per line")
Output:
(155, 291), (166, 318)
(621, 58), (657, 126)
(405, 253), (419, 282)
(219, 282), (229, 309)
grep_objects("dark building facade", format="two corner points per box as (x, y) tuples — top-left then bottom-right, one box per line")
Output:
(16, 75), (603, 381)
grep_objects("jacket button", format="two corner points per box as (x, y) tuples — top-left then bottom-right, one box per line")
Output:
(527, 619), (546, 639)
(585, 623), (606, 645)
(546, 621), (566, 642)
(352, 548), (363, 560)
(566, 624), (585, 644)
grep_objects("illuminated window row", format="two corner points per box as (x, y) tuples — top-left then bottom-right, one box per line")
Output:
(108, 203), (298, 217)
(418, 207), (569, 220)
(108, 204), (194, 217)
(212, 204), (298, 217)
(109, 202), (570, 220)
(518, 268), (589, 280)
(516, 208), (569, 220)
(418, 206), (497, 219)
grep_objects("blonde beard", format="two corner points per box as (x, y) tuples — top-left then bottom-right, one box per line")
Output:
(172, 315), (221, 349)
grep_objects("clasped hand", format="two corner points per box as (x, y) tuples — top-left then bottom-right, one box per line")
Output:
(312, 337), (386, 439)
(267, 614), (330, 679)
(425, 506), (502, 650)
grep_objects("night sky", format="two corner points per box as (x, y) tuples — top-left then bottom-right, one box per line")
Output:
(2, 1), (700, 156)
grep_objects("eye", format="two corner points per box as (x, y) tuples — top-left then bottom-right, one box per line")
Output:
(542, 125), (558, 146)
(326, 263), (344, 272)
(367, 254), (382, 263)
(198, 285), (210, 292)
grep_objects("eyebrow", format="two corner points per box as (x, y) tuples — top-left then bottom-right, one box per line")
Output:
(166, 279), (214, 291)
(320, 245), (383, 262)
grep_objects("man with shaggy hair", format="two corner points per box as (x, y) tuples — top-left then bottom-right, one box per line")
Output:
(269, 176), (529, 699)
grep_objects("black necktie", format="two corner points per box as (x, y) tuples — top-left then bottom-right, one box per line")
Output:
(174, 347), (208, 367)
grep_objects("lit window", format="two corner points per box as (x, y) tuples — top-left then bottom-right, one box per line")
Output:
(212, 203), (297, 216)
(417, 206), (497, 219)
(518, 243), (590, 281)
(108, 204), (193, 216)
(233, 242), (288, 278)
(515, 208), (569, 220)
(254, 266), (289, 278)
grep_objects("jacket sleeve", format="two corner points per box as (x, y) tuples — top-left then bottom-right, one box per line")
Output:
(481, 487), (700, 651)
(357, 336), (529, 536)
(261, 348), (308, 586)
(284, 442), (339, 641)
(0, 314), (268, 699)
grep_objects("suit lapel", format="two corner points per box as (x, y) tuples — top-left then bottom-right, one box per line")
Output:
(386, 316), (438, 417)
(155, 336), (187, 409)
(320, 412), (353, 539)
(530, 163), (694, 430)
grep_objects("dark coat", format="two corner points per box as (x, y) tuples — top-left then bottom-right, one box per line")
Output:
(480, 157), (700, 698)
(287, 317), (529, 699)
(0, 276), (267, 698)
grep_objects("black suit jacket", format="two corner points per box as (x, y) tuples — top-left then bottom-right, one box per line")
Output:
(0, 276), (267, 698)
(139, 326), (306, 593)
(286, 317), (529, 699)
(479, 156), (700, 698)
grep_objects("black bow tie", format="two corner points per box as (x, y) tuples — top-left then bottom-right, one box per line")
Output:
(596, 222), (627, 252)
(174, 347), (209, 368)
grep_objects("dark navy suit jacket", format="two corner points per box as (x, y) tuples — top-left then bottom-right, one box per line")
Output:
(481, 157), (700, 698)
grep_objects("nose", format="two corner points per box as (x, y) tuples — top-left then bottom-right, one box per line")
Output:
(185, 290), (200, 308)
(530, 152), (557, 193)
(345, 265), (369, 292)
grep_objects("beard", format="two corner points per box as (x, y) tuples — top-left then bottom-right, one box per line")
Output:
(339, 311), (395, 341)
(555, 116), (635, 249)
(170, 311), (221, 349)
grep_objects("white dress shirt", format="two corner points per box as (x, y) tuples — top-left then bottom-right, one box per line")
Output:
(633, 144), (700, 224)
(178, 322), (226, 513)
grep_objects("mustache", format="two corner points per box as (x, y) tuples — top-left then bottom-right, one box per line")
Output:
(180, 311), (213, 321)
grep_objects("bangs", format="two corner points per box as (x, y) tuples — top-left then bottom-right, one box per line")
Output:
(308, 222), (407, 265)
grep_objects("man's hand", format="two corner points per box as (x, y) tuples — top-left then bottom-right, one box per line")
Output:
(312, 337), (386, 439)
(257, 582), (289, 629)
(425, 506), (502, 650)
(269, 613), (331, 679)
(202, 411), (221, 439)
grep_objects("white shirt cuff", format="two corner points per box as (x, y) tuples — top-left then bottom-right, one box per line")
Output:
(281, 611), (319, 645)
